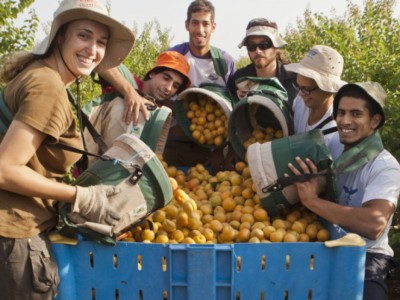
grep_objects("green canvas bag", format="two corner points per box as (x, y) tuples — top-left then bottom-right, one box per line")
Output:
(247, 129), (337, 217)
(228, 77), (294, 160)
(174, 83), (233, 149)
(59, 133), (172, 245)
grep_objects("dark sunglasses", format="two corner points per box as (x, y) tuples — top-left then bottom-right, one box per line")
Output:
(246, 41), (274, 52)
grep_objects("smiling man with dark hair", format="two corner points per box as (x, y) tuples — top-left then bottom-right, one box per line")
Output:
(288, 81), (400, 300)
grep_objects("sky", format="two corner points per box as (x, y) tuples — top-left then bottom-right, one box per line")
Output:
(25, 0), (391, 60)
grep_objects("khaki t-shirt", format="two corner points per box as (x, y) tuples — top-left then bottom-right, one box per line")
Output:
(0, 59), (82, 238)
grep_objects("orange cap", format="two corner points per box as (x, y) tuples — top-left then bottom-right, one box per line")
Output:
(145, 51), (191, 89)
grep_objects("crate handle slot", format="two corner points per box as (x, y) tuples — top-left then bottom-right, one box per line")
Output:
(310, 254), (315, 270)
(137, 255), (142, 271)
(113, 254), (118, 268)
(162, 256), (167, 272)
(285, 255), (290, 270)
(89, 252), (94, 268)
(261, 255), (266, 270)
(236, 256), (241, 272)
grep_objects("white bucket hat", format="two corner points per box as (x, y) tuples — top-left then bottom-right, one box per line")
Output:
(284, 45), (347, 93)
(32, 0), (135, 72)
(333, 82), (387, 128)
(238, 18), (287, 48)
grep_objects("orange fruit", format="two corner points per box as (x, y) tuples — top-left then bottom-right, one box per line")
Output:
(316, 229), (330, 242)
(236, 228), (251, 242)
(270, 230), (284, 242)
(222, 197), (236, 212)
(253, 208), (268, 222)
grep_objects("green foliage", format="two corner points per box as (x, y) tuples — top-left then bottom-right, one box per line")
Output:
(235, 55), (251, 70)
(284, 0), (400, 160)
(0, 0), (38, 59)
(123, 19), (172, 79)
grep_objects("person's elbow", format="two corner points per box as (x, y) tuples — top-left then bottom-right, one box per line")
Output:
(364, 214), (389, 240)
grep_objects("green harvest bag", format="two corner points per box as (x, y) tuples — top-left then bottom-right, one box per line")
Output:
(228, 77), (294, 160)
(174, 83), (233, 149)
(247, 129), (337, 217)
(59, 134), (173, 245)
(83, 96), (172, 166)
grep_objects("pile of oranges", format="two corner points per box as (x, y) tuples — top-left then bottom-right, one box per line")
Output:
(185, 95), (228, 147)
(119, 157), (330, 244)
(243, 127), (284, 150)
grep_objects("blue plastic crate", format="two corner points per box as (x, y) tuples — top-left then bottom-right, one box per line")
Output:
(52, 223), (366, 300)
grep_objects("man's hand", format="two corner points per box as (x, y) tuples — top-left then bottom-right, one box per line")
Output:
(286, 157), (321, 207)
(98, 67), (151, 124)
(120, 86), (152, 124)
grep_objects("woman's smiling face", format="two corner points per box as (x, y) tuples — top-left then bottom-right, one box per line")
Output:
(59, 19), (109, 80)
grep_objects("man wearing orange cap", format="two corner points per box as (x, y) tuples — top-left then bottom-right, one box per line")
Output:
(83, 51), (191, 164)
(100, 51), (191, 104)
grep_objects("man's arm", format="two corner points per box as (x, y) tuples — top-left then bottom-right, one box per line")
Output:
(288, 157), (396, 240)
(99, 67), (150, 124)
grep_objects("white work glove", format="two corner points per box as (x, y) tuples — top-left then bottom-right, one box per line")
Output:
(72, 185), (121, 226)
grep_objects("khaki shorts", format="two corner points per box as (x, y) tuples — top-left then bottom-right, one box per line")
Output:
(0, 232), (60, 300)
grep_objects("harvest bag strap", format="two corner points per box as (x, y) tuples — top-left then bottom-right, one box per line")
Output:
(210, 46), (228, 84)
(66, 88), (108, 153)
(334, 130), (383, 174)
(0, 90), (12, 134)
(315, 115), (338, 135)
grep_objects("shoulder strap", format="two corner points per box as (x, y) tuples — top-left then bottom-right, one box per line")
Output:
(0, 89), (13, 135)
(315, 115), (333, 129)
(315, 115), (338, 136)
(210, 46), (228, 83)
(66, 89), (108, 153)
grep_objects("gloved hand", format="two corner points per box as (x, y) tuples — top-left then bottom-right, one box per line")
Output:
(72, 185), (121, 226)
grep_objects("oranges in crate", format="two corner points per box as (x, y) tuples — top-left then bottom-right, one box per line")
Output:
(186, 95), (228, 147)
(119, 157), (331, 245)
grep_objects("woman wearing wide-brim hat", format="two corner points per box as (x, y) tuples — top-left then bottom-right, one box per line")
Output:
(0, 1), (134, 299)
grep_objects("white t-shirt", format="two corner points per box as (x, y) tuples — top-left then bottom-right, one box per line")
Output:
(169, 42), (235, 87)
(293, 95), (344, 161)
(337, 150), (400, 256)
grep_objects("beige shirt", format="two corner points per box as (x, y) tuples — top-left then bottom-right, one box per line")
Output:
(0, 59), (82, 238)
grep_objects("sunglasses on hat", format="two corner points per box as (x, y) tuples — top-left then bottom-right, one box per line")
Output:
(246, 41), (274, 52)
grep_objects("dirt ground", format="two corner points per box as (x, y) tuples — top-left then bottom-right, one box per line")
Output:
(387, 265), (400, 300)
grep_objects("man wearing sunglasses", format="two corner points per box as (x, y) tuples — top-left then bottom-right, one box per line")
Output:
(228, 18), (298, 106)
(285, 45), (347, 160)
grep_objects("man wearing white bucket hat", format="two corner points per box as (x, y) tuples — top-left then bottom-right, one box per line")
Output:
(0, 0), (135, 299)
(229, 18), (298, 106)
(285, 45), (347, 160)
(288, 82), (400, 300)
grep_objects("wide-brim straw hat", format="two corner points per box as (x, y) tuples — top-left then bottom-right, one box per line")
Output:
(32, 0), (135, 72)
(284, 45), (347, 93)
